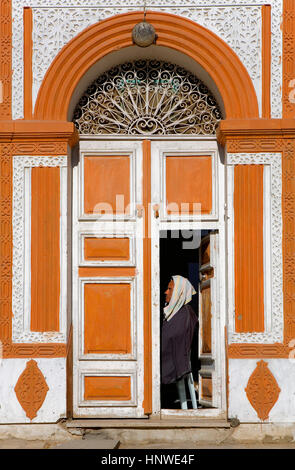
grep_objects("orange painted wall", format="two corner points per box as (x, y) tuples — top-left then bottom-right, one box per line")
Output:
(30, 167), (60, 332)
(234, 164), (264, 333)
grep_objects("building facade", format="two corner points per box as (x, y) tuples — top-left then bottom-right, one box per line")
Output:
(0, 0), (295, 429)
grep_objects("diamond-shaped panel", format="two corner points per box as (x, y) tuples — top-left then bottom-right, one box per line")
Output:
(14, 359), (49, 420)
(245, 360), (281, 421)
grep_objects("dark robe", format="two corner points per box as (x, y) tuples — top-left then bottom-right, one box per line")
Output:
(161, 304), (198, 385)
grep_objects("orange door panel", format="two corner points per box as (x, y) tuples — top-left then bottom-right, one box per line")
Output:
(166, 155), (212, 214)
(84, 237), (130, 261)
(73, 140), (144, 418)
(84, 282), (131, 355)
(84, 376), (131, 401)
(83, 155), (130, 214)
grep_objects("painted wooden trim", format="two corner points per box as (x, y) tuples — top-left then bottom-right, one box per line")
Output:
(23, 7), (32, 120)
(79, 232), (136, 267)
(84, 375), (132, 402)
(78, 267), (136, 277)
(79, 370), (137, 408)
(262, 5), (271, 119)
(151, 140), (219, 222)
(78, 277), (136, 361)
(142, 140), (152, 415)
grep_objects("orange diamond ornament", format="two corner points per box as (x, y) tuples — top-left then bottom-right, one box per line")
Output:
(14, 359), (49, 420)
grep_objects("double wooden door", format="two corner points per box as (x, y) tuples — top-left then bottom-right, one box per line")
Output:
(72, 139), (221, 418)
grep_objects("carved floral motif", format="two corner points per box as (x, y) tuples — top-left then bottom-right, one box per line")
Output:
(0, 0), (12, 119)
(14, 359), (49, 420)
(11, 0), (282, 119)
(245, 360), (281, 421)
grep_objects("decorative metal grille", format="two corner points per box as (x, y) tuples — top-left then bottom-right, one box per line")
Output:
(73, 59), (222, 135)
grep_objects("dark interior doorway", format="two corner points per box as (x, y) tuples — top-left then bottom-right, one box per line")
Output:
(160, 229), (210, 409)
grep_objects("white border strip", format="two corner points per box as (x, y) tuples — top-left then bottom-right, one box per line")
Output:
(12, 155), (67, 343)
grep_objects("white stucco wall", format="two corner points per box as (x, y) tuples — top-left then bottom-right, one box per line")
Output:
(0, 358), (66, 423)
(229, 359), (295, 423)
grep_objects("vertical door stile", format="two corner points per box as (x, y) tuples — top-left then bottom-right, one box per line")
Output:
(142, 140), (152, 415)
(198, 232), (218, 408)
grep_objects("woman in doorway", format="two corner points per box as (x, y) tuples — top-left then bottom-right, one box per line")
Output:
(161, 275), (198, 409)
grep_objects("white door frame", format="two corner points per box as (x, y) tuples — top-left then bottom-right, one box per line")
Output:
(150, 139), (227, 418)
(72, 135), (227, 419)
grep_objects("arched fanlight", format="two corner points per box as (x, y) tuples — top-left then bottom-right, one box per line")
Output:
(73, 59), (222, 135)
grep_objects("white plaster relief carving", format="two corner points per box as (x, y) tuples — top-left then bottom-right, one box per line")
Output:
(11, 0), (282, 120)
(12, 155), (67, 343)
(31, 5), (262, 113)
(227, 153), (283, 344)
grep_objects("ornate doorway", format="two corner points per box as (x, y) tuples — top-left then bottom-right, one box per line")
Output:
(71, 60), (226, 418)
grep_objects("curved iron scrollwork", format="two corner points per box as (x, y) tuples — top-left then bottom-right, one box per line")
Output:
(73, 59), (222, 135)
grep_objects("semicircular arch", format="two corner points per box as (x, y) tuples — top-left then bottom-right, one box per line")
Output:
(34, 11), (259, 121)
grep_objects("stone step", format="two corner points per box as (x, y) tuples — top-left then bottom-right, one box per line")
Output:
(66, 419), (231, 429)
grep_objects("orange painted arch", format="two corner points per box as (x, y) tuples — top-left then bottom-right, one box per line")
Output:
(34, 11), (259, 121)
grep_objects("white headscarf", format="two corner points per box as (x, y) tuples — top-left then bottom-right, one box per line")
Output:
(163, 275), (196, 322)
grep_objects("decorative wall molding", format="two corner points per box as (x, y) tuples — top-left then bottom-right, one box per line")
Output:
(227, 152), (283, 344)
(245, 360), (281, 421)
(14, 359), (49, 420)
(12, 155), (67, 343)
(224, 136), (295, 358)
(0, 0), (12, 119)
(11, 0), (282, 119)
(0, 143), (68, 358)
(283, 0), (295, 118)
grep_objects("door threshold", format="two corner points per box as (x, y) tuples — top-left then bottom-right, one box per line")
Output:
(66, 418), (230, 429)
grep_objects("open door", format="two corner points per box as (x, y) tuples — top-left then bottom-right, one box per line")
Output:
(198, 231), (218, 407)
(72, 139), (145, 418)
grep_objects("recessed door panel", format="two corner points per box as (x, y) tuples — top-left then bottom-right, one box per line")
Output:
(84, 376), (132, 402)
(84, 237), (130, 262)
(83, 155), (130, 215)
(84, 282), (131, 355)
(166, 155), (212, 214)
